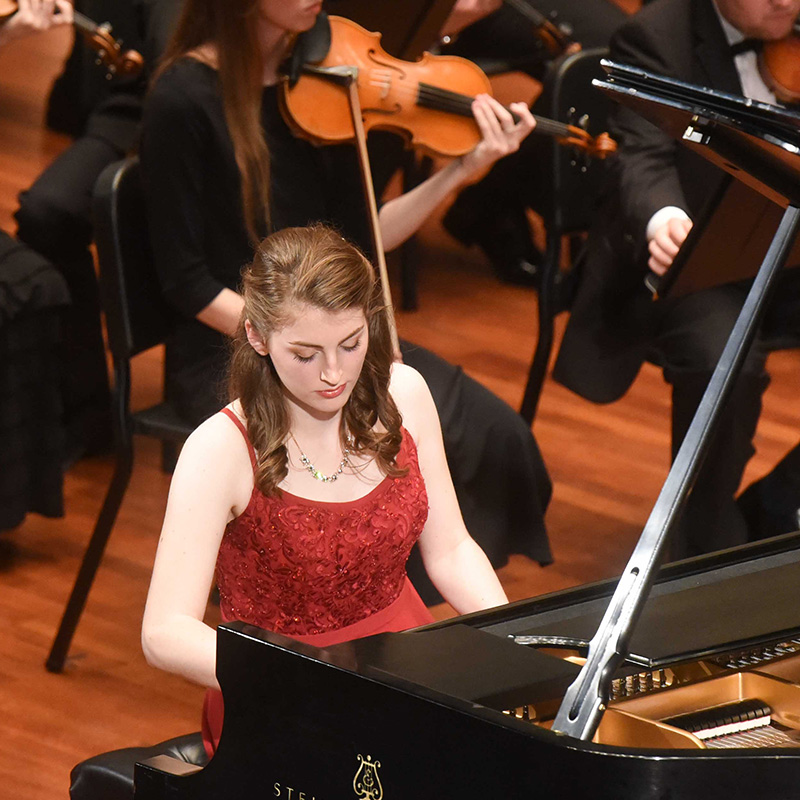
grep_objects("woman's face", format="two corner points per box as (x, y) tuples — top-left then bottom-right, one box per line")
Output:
(257, 0), (322, 35)
(252, 303), (369, 420)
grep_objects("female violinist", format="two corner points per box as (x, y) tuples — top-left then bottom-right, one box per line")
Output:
(139, 0), (554, 750)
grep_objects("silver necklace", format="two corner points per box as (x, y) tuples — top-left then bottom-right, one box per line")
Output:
(291, 432), (354, 483)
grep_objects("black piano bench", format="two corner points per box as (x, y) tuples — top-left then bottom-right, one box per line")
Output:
(69, 732), (208, 800)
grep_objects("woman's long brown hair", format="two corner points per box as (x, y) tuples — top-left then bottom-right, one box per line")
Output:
(229, 225), (406, 496)
(154, 0), (271, 240)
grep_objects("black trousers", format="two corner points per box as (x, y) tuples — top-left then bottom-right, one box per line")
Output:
(15, 134), (125, 452)
(0, 231), (70, 530)
(650, 270), (800, 560)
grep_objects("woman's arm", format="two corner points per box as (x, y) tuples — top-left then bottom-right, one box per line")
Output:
(196, 286), (244, 336)
(390, 364), (508, 613)
(378, 94), (536, 252)
(141, 413), (252, 688)
(141, 69), (234, 325)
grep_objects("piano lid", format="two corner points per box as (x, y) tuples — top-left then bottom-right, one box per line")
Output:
(594, 59), (800, 207)
(326, 623), (581, 711)
(510, 541), (800, 669)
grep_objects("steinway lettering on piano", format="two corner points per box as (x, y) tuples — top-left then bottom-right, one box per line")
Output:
(273, 782), (321, 800)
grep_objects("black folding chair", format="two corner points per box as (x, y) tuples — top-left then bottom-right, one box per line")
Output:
(46, 157), (194, 673)
(519, 48), (615, 425)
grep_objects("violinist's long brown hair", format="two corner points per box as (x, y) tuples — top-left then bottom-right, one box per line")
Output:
(154, 0), (270, 240)
(229, 225), (406, 496)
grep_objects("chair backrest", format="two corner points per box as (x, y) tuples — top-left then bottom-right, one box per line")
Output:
(540, 48), (615, 235)
(92, 157), (174, 364)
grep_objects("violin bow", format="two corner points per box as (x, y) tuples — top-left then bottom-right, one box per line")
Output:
(301, 63), (401, 356)
(349, 80), (402, 356)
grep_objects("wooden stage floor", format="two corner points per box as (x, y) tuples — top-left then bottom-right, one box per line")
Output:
(1, 22), (799, 800)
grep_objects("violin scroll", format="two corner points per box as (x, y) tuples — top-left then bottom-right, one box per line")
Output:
(557, 126), (617, 159)
(502, 0), (580, 59)
(83, 22), (144, 78)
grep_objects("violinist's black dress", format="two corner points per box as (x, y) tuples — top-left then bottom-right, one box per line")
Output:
(140, 59), (552, 600)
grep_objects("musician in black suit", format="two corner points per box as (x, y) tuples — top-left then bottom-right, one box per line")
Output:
(552, 0), (800, 560)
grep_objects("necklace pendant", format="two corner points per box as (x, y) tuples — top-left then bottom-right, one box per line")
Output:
(292, 432), (353, 483)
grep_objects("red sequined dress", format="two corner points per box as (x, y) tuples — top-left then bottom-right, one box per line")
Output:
(202, 408), (434, 755)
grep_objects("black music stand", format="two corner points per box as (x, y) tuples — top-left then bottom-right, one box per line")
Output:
(653, 177), (800, 299)
(551, 62), (800, 741)
(610, 60), (800, 298)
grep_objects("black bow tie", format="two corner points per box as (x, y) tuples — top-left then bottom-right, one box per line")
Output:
(730, 38), (762, 56)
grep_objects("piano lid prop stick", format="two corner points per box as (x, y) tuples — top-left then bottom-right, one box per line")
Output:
(551, 202), (800, 741)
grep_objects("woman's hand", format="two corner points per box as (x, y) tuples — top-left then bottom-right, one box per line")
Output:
(378, 95), (535, 252)
(0, 0), (73, 46)
(458, 94), (536, 179)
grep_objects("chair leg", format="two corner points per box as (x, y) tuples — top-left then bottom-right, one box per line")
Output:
(46, 452), (133, 672)
(519, 236), (562, 426)
(47, 354), (136, 673)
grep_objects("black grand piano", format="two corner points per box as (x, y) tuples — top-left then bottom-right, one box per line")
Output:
(135, 535), (800, 799)
(135, 65), (800, 800)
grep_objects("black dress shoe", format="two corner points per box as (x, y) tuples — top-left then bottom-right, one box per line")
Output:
(442, 196), (542, 287)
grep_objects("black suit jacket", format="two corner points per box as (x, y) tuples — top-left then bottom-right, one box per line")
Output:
(552, 0), (745, 403)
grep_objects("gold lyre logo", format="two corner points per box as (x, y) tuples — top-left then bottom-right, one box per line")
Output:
(352, 754), (383, 800)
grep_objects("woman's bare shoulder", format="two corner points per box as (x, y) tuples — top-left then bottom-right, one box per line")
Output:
(175, 406), (251, 478)
(389, 361), (430, 400)
(389, 362), (437, 439)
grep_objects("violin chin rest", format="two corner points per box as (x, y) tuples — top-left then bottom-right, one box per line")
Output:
(286, 11), (332, 88)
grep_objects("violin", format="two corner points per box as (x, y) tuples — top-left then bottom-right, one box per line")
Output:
(0, 0), (143, 79)
(759, 21), (800, 105)
(281, 16), (616, 161)
(503, 0), (580, 59)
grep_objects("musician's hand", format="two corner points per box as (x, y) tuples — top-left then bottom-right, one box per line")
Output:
(459, 94), (536, 179)
(648, 217), (693, 276)
(0, 0), (73, 45)
(439, 0), (502, 38)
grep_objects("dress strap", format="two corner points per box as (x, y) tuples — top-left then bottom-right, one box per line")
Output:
(220, 407), (257, 471)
